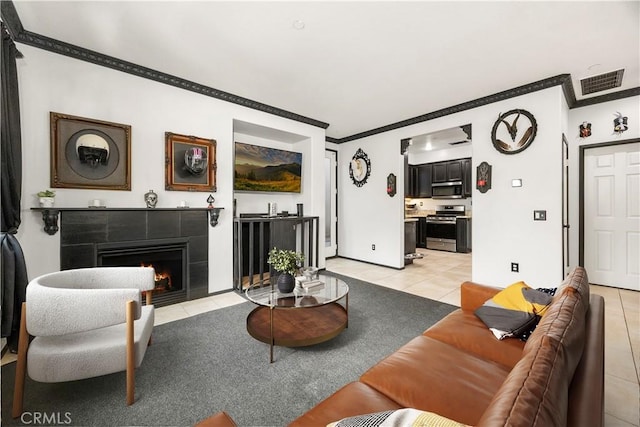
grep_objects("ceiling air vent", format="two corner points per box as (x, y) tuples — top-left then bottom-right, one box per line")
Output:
(580, 69), (624, 95)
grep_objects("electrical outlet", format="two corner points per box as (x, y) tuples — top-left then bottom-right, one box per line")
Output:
(372, 244), (376, 250)
(511, 262), (519, 273)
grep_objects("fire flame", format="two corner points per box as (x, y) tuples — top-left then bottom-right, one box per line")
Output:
(141, 263), (173, 293)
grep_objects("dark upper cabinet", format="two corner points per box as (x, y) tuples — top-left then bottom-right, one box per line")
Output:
(462, 158), (472, 197)
(409, 157), (470, 198)
(447, 161), (463, 181)
(406, 164), (430, 198)
(404, 159), (411, 196)
(432, 163), (447, 183)
(416, 164), (432, 197)
(434, 160), (463, 182)
(405, 164), (418, 197)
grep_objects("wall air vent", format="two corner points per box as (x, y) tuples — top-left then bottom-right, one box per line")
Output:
(580, 69), (624, 95)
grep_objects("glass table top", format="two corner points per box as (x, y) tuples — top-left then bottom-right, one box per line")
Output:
(245, 274), (348, 308)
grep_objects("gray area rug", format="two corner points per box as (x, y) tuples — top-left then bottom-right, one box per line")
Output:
(1, 272), (456, 427)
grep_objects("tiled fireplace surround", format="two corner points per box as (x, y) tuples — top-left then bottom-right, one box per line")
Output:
(59, 209), (209, 306)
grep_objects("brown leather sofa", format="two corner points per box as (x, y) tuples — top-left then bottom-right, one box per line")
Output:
(289, 266), (604, 427)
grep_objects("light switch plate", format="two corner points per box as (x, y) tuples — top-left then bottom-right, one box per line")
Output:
(534, 210), (547, 221)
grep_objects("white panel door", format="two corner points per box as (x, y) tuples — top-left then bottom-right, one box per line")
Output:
(584, 142), (640, 290)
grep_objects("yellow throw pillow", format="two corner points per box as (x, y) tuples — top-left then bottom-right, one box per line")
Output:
(475, 281), (554, 340)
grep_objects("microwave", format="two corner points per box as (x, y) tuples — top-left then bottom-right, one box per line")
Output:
(432, 181), (463, 199)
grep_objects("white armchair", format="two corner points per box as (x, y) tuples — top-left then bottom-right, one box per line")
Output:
(12, 267), (156, 418)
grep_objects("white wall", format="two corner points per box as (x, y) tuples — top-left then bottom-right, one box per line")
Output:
(15, 45), (326, 292)
(567, 96), (640, 271)
(471, 89), (565, 287)
(338, 136), (406, 268)
(408, 144), (472, 165)
(339, 86), (566, 287)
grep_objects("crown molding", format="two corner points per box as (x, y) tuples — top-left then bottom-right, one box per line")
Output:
(327, 76), (639, 144)
(572, 87), (640, 109)
(1, 1), (329, 130)
(0, 0), (24, 38)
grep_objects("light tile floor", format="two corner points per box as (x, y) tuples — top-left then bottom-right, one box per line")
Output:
(3, 249), (638, 426)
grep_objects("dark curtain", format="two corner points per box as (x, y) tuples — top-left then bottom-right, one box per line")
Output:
(1, 23), (28, 350)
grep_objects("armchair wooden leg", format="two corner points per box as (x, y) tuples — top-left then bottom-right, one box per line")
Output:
(145, 291), (153, 346)
(126, 300), (135, 406)
(12, 303), (29, 418)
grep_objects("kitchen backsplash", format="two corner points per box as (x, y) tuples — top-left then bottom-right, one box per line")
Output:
(405, 197), (472, 217)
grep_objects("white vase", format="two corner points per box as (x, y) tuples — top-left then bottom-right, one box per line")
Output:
(39, 197), (55, 208)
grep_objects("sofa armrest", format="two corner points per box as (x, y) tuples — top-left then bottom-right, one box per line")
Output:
(567, 294), (605, 427)
(195, 411), (237, 427)
(460, 281), (501, 311)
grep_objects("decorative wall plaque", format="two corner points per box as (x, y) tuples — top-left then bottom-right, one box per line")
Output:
(491, 109), (537, 154)
(476, 161), (492, 193)
(386, 173), (396, 197)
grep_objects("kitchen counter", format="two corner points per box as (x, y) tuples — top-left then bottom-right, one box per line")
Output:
(404, 218), (418, 222)
(405, 212), (472, 219)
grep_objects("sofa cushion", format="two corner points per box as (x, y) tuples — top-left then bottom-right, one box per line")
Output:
(327, 408), (468, 427)
(475, 281), (554, 340)
(424, 309), (525, 369)
(360, 336), (511, 426)
(288, 382), (403, 427)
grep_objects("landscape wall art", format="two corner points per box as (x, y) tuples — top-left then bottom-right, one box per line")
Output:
(234, 142), (302, 193)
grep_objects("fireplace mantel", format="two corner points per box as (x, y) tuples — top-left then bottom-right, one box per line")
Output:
(55, 208), (210, 304)
(31, 207), (224, 235)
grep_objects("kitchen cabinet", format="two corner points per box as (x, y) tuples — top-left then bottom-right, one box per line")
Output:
(432, 162), (447, 183)
(447, 161), (463, 181)
(408, 157), (470, 198)
(416, 164), (432, 197)
(416, 217), (427, 248)
(404, 220), (417, 265)
(456, 217), (472, 253)
(405, 164), (431, 198)
(462, 158), (472, 197)
(433, 160), (464, 183)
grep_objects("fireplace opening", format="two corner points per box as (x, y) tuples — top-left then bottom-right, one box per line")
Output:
(97, 240), (189, 307)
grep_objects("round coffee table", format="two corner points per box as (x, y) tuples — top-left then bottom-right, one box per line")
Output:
(245, 274), (349, 362)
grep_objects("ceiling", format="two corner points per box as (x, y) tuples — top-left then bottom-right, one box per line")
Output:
(408, 125), (471, 153)
(8, 1), (640, 140)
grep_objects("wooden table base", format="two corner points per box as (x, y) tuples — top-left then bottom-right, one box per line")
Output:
(246, 302), (348, 362)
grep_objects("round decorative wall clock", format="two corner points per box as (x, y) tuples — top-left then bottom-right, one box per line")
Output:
(349, 148), (371, 187)
(491, 109), (537, 154)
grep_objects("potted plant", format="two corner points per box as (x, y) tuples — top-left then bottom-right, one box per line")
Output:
(267, 247), (304, 293)
(36, 190), (56, 208)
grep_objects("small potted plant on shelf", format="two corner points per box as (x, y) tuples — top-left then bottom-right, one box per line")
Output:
(36, 190), (56, 208)
(267, 247), (304, 293)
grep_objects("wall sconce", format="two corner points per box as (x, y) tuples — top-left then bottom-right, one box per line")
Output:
(387, 173), (396, 197)
(512, 179), (523, 187)
(476, 161), (492, 193)
(208, 207), (224, 227)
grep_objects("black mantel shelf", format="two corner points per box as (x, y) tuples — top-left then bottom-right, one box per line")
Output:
(31, 207), (224, 235)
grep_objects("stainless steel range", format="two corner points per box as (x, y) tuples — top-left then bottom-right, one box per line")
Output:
(426, 205), (466, 252)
